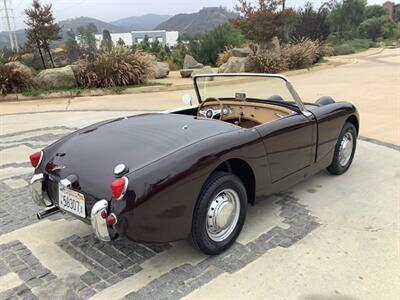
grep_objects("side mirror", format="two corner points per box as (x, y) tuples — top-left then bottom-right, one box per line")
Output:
(181, 94), (192, 106)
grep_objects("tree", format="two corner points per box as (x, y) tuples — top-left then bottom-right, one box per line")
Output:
(195, 23), (244, 66)
(359, 16), (397, 41)
(396, 9), (400, 22)
(291, 2), (330, 41)
(116, 38), (125, 46)
(100, 30), (113, 52)
(231, 0), (289, 47)
(65, 29), (80, 61)
(25, 0), (61, 68)
(77, 23), (98, 54)
(365, 5), (386, 19)
(328, 0), (367, 38)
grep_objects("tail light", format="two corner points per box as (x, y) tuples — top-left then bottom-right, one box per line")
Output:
(111, 177), (128, 200)
(30, 151), (43, 168)
(106, 213), (117, 225)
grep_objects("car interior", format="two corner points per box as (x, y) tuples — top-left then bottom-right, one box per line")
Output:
(196, 98), (295, 128)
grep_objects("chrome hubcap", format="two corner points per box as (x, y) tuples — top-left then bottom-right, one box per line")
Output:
(339, 132), (354, 167)
(206, 189), (240, 242)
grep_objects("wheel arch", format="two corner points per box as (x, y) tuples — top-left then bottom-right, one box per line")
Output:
(346, 114), (359, 134)
(210, 158), (256, 205)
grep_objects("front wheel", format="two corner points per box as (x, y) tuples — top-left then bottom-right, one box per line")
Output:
(327, 122), (357, 175)
(191, 172), (247, 255)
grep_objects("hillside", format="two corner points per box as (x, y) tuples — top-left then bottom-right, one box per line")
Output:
(0, 8), (238, 49)
(0, 17), (125, 48)
(111, 14), (172, 31)
(155, 7), (237, 34)
(58, 17), (125, 34)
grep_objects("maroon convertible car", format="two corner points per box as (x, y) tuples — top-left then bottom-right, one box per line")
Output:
(30, 74), (359, 255)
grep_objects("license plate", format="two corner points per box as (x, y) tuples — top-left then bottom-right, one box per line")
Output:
(58, 185), (86, 218)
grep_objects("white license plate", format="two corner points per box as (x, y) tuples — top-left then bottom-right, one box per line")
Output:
(58, 185), (86, 218)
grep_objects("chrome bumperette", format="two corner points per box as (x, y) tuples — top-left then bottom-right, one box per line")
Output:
(30, 173), (52, 207)
(91, 200), (111, 242)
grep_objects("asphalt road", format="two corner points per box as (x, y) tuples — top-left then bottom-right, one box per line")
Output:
(0, 49), (399, 299)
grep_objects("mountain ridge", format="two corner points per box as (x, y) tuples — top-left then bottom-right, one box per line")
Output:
(0, 8), (237, 49)
(155, 7), (237, 34)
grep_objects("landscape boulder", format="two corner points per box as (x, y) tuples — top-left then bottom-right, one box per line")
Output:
(231, 47), (253, 58)
(36, 66), (77, 88)
(183, 55), (204, 69)
(191, 66), (213, 78)
(5, 61), (35, 78)
(218, 57), (252, 73)
(154, 62), (170, 79)
(180, 69), (194, 78)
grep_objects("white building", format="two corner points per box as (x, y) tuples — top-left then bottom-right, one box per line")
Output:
(94, 32), (133, 48)
(94, 30), (179, 49)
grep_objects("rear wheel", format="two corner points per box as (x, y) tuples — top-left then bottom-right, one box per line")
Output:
(191, 172), (247, 255)
(327, 122), (357, 175)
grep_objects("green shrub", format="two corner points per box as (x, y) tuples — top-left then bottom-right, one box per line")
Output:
(359, 16), (398, 41)
(346, 38), (370, 50)
(76, 47), (155, 88)
(195, 23), (244, 66)
(332, 43), (356, 55)
(0, 64), (34, 94)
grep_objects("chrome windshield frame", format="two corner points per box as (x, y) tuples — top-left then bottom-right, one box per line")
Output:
(193, 73), (311, 118)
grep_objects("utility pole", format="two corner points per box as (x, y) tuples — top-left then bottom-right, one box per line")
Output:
(1, 0), (19, 52)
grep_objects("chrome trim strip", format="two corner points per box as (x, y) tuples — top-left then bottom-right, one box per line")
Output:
(91, 200), (111, 242)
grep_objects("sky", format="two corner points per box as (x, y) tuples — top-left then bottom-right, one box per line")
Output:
(1, 0), (389, 30)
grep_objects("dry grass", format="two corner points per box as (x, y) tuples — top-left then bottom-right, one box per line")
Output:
(283, 38), (319, 70)
(0, 64), (34, 94)
(76, 46), (155, 88)
(217, 47), (233, 67)
(248, 49), (287, 73)
(165, 58), (180, 71)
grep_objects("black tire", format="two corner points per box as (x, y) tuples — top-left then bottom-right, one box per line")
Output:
(191, 172), (247, 255)
(327, 122), (357, 175)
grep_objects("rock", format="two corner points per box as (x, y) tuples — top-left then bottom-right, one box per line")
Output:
(231, 47), (253, 58)
(180, 69), (194, 78)
(154, 62), (170, 79)
(218, 57), (252, 73)
(191, 66), (213, 78)
(36, 66), (77, 88)
(183, 55), (203, 69)
(5, 61), (35, 78)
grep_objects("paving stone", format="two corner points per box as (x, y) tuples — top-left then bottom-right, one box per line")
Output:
(3, 178), (28, 189)
(80, 271), (101, 286)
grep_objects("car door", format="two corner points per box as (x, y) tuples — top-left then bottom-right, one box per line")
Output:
(256, 112), (317, 183)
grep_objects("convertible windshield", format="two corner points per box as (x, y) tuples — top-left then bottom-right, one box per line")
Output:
(194, 74), (302, 108)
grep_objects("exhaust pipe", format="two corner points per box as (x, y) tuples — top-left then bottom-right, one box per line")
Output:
(37, 206), (61, 220)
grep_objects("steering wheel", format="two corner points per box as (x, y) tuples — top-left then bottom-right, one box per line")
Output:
(197, 97), (224, 120)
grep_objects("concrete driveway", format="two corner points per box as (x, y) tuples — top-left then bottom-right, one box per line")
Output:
(0, 49), (399, 299)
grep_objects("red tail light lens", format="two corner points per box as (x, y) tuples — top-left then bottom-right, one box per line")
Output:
(106, 213), (117, 225)
(29, 151), (43, 168)
(111, 177), (128, 200)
